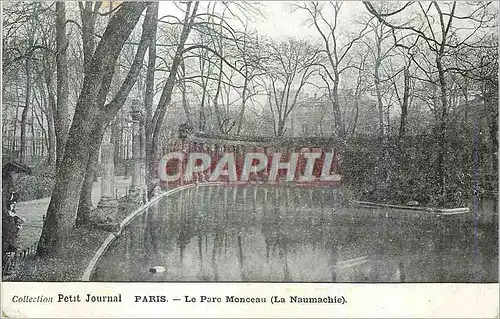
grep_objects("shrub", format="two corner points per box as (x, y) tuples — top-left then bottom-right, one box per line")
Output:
(342, 130), (483, 208)
(17, 175), (54, 201)
(15, 163), (55, 202)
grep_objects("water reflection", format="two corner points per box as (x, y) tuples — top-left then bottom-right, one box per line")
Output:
(92, 186), (498, 282)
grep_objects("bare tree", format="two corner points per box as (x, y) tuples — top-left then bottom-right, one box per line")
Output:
(265, 38), (319, 137)
(298, 1), (371, 141)
(344, 50), (371, 136)
(364, 0), (497, 203)
(146, 1), (199, 183)
(363, 14), (394, 136)
(235, 26), (267, 135)
(18, 4), (37, 164)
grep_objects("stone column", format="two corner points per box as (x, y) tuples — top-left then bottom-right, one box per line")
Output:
(98, 128), (118, 208)
(129, 109), (146, 204)
(92, 126), (119, 231)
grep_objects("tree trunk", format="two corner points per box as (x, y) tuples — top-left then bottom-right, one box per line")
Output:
(11, 84), (21, 159)
(31, 107), (36, 158)
(213, 51), (225, 134)
(436, 56), (448, 204)
(32, 92), (49, 158)
(332, 74), (344, 141)
(76, 147), (99, 227)
(180, 57), (192, 126)
(236, 29), (250, 135)
(19, 54), (32, 164)
(41, 68), (58, 167)
(76, 1), (157, 220)
(55, 2), (70, 167)
(277, 119), (286, 138)
(37, 3), (148, 256)
(398, 66), (410, 139)
(351, 97), (360, 136)
(236, 67), (249, 135)
(485, 89), (498, 177)
(37, 75), (57, 166)
(374, 55), (384, 136)
(144, 2), (158, 190)
(79, 2), (100, 73)
(148, 2), (198, 180)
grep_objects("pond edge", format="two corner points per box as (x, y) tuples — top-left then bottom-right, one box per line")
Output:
(81, 184), (472, 281)
(80, 182), (226, 281)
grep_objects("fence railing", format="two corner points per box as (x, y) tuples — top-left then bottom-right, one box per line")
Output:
(2, 241), (39, 275)
(2, 214), (46, 276)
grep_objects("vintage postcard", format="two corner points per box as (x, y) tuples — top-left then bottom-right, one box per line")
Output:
(1, 1), (498, 318)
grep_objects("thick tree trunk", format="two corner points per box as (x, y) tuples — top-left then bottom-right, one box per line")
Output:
(213, 52), (225, 134)
(38, 116), (105, 255)
(277, 120), (286, 138)
(45, 80), (57, 166)
(236, 30), (250, 135)
(76, 147), (99, 227)
(37, 3), (148, 256)
(79, 2), (100, 73)
(55, 2), (70, 167)
(76, 1), (157, 220)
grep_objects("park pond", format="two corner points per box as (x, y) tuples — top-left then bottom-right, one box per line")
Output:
(92, 185), (498, 282)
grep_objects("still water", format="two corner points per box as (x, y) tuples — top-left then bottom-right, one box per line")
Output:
(92, 185), (498, 282)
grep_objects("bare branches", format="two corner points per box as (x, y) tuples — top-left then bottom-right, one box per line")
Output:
(103, 3), (158, 117)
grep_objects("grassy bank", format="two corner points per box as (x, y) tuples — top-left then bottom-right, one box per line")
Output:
(4, 200), (139, 282)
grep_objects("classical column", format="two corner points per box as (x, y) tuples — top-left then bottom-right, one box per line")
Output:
(98, 127), (118, 208)
(129, 104), (147, 204)
(92, 125), (119, 231)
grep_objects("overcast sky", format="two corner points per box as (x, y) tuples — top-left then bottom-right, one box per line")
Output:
(158, 1), (367, 41)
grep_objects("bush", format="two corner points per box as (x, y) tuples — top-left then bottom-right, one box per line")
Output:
(343, 130), (484, 208)
(15, 163), (55, 202)
(17, 175), (54, 202)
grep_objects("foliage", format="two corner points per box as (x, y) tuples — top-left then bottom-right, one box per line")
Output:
(17, 163), (55, 201)
(17, 175), (54, 202)
(343, 126), (490, 208)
